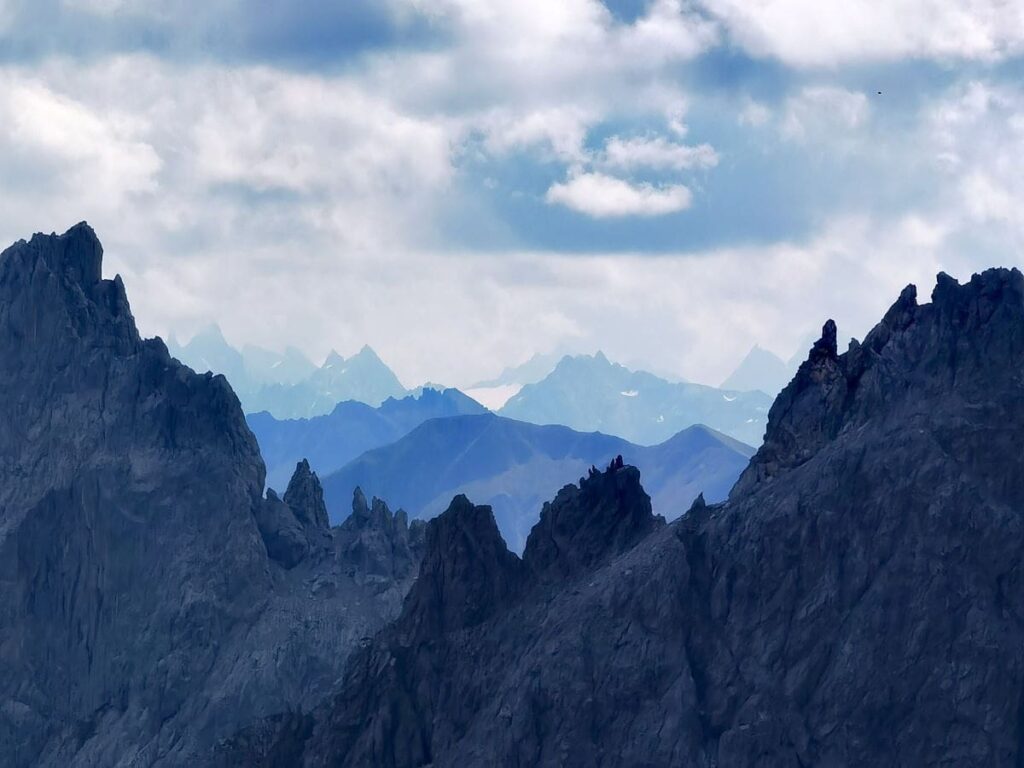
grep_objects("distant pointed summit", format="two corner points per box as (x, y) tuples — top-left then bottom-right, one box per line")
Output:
(500, 351), (771, 446)
(721, 344), (791, 396)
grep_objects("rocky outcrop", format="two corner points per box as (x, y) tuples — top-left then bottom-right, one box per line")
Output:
(224, 458), (666, 766)
(399, 495), (527, 637)
(0, 225), (421, 767)
(524, 456), (664, 581)
(336, 488), (420, 583)
(245, 267), (1024, 767)
(282, 459), (330, 531)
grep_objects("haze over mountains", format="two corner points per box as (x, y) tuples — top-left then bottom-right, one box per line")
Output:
(232, 264), (1024, 768)
(319, 414), (753, 551)
(247, 387), (488, 489)
(7, 223), (1024, 767)
(168, 329), (408, 418)
(500, 351), (771, 446)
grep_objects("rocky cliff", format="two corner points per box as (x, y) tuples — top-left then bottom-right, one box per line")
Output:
(0, 225), (420, 767)
(237, 267), (1024, 767)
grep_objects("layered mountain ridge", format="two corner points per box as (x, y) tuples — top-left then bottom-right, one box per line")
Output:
(320, 413), (752, 551)
(5, 222), (1024, 767)
(247, 387), (488, 489)
(234, 266), (1024, 767)
(169, 330), (408, 418)
(499, 351), (771, 446)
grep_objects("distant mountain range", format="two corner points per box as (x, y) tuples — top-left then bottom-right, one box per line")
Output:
(498, 352), (771, 447)
(248, 387), (487, 489)
(463, 352), (562, 410)
(168, 327), (408, 417)
(320, 413), (753, 551)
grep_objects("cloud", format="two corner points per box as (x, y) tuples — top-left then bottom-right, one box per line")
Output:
(781, 86), (869, 140)
(477, 106), (594, 162)
(545, 172), (693, 217)
(0, 72), (161, 207)
(738, 99), (771, 127)
(926, 81), (1024, 247)
(700, 0), (1024, 67)
(601, 135), (719, 171)
(0, 0), (1022, 392)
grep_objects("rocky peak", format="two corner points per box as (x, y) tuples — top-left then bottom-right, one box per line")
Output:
(523, 456), (663, 581)
(345, 487), (397, 534)
(399, 495), (525, 637)
(283, 459), (329, 531)
(29, 221), (103, 288)
(323, 349), (345, 367)
(338, 488), (417, 581)
(1, 223), (140, 361)
(734, 267), (1024, 496)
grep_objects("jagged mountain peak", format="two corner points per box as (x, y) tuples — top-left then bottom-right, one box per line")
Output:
(323, 348), (346, 366)
(735, 268), (1024, 496)
(399, 495), (526, 637)
(23, 221), (103, 287)
(523, 457), (663, 581)
(282, 459), (329, 531)
(353, 344), (382, 360)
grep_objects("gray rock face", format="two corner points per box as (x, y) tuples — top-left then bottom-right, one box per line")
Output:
(0, 225), (420, 767)
(523, 457), (664, 582)
(283, 459), (330, 531)
(337, 488), (421, 583)
(240, 267), (1024, 767)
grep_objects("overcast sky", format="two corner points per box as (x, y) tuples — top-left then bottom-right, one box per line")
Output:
(1, 0), (1023, 387)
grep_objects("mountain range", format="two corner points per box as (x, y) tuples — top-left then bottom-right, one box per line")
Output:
(169, 330), (408, 418)
(6, 223), (1024, 767)
(499, 351), (771, 446)
(464, 352), (562, 410)
(247, 387), (488, 489)
(232, 265), (1024, 767)
(319, 414), (754, 551)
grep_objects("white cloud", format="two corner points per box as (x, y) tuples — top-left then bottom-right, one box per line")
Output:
(477, 106), (593, 162)
(601, 135), (719, 172)
(4, 2), (1023, 392)
(545, 172), (693, 218)
(781, 86), (869, 140)
(738, 99), (771, 127)
(700, 0), (1024, 67)
(926, 81), (1024, 245)
(0, 73), (161, 207)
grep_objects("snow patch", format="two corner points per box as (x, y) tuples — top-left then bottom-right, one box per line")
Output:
(620, 390), (639, 398)
(723, 394), (737, 402)
(464, 383), (523, 411)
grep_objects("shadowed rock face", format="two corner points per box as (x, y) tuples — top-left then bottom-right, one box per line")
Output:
(336, 488), (423, 584)
(524, 457), (664, 582)
(0, 225), (421, 767)
(233, 267), (1024, 767)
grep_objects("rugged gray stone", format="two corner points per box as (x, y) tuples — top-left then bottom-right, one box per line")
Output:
(524, 456), (664, 582)
(239, 267), (1024, 767)
(0, 225), (420, 767)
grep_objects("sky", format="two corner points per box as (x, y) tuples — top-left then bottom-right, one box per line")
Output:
(1, 0), (1023, 388)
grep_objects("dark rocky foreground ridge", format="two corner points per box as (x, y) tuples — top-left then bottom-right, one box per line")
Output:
(0, 225), (422, 766)
(232, 267), (1024, 766)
